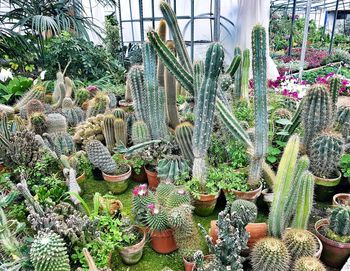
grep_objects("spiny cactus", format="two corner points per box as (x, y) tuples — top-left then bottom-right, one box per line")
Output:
(157, 19), (167, 88)
(310, 132), (344, 178)
(102, 114), (116, 152)
(231, 199), (257, 224)
(145, 204), (169, 231)
(302, 84), (333, 151)
(73, 115), (104, 145)
(282, 229), (317, 262)
(174, 122), (194, 165)
(337, 106), (350, 126)
(52, 71), (65, 103)
(132, 121), (151, 145)
(168, 204), (195, 240)
(251, 237), (291, 271)
(275, 108), (293, 120)
(165, 188), (191, 209)
(293, 257), (326, 271)
(326, 205), (350, 243)
(43, 133), (75, 157)
(241, 48), (250, 103)
(107, 92), (117, 108)
(86, 140), (117, 175)
(75, 88), (90, 106)
(192, 43), (224, 185)
(165, 40), (180, 129)
(15, 84), (45, 109)
(132, 184), (157, 224)
(226, 54), (241, 77)
(156, 181), (176, 206)
(52, 83), (66, 109)
(61, 98), (85, 126)
(330, 76), (341, 114)
(114, 118), (127, 146)
(30, 230), (70, 271)
(64, 77), (73, 98)
(233, 47), (242, 99)
(220, 74), (233, 92)
(87, 92), (110, 117)
(26, 99), (45, 117)
(248, 25), (268, 187)
(29, 112), (48, 135)
(127, 66), (146, 121)
(113, 108), (126, 120)
(157, 157), (190, 182)
(46, 113), (67, 134)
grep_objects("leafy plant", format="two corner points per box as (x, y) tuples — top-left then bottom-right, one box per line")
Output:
(0, 76), (33, 105)
(340, 154), (350, 178)
(125, 154), (146, 175)
(184, 177), (219, 199)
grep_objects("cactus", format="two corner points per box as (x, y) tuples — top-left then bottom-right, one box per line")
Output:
(73, 114), (104, 145)
(233, 47), (242, 99)
(157, 157), (190, 182)
(107, 92), (117, 108)
(145, 204), (169, 231)
(64, 77), (73, 97)
(175, 122), (194, 165)
(226, 54), (241, 77)
(309, 132), (344, 178)
(293, 257), (326, 271)
(132, 184), (157, 224)
(114, 118), (127, 146)
(132, 121), (151, 145)
(274, 108), (292, 120)
(157, 19), (167, 87)
(282, 229), (317, 262)
(337, 106), (350, 126)
(165, 188), (191, 209)
(46, 113), (67, 134)
(194, 60), (204, 98)
(52, 71), (65, 103)
(15, 84), (45, 109)
(326, 205), (350, 243)
(102, 114), (116, 152)
(168, 204), (194, 238)
(241, 49), (250, 103)
(330, 76), (340, 113)
(279, 99), (304, 142)
(302, 84), (333, 151)
(231, 199), (257, 224)
(248, 25), (268, 187)
(220, 74), (233, 92)
(29, 112), (47, 135)
(269, 135), (300, 237)
(43, 133), (75, 157)
(52, 83), (66, 109)
(86, 140), (117, 175)
(75, 88), (90, 106)
(127, 66), (147, 121)
(251, 237), (291, 271)
(156, 181), (176, 206)
(165, 41), (180, 129)
(26, 99), (45, 117)
(30, 230), (70, 271)
(62, 106), (85, 127)
(87, 92), (110, 117)
(192, 43), (224, 185)
(113, 108), (126, 120)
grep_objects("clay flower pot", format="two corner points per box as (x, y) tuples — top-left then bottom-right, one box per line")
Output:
(209, 220), (268, 250)
(315, 218), (350, 268)
(150, 228), (177, 254)
(229, 182), (262, 202)
(261, 188), (273, 207)
(144, 166), (159, 190)
(76, 172), (86, 184)
(119, 226), (146, 265)
(102, 165), (131, 194)
(131, 168), (147, 183)
(333, 193), (350, 206)
(192, 191), (220, 217)
(314, 171), (341, 202)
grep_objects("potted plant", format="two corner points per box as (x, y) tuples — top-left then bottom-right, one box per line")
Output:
(315, 205), (350, 268)
(68, 151), (92, 183)
(86, 140), (131, 194)
(124, 154), (147, 183)
(333, 193), (350, 206)
(340, 153), (350, 185)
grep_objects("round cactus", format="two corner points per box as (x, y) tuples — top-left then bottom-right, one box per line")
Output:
(251, 237), (291, 271)
(167, 204), (194, 235)
(231, 199), (257, 224)
(282, 229), (317, 262)
(26, 99), (45, 117)
(145, 204), (169, 231)
(274, 108), (292, 120)
(165, 188), (191, 209)
(326, 205), (350, 243)
(132, 121), (150, 144)
(113, 108), (127, 120)
(156, 181), (176, 206)
(87, 92), (110, 117)
(46, 113), (67, 134)
(310, 132), (344, 178)
(30, 230), (70, 271)
(62, 97), (74, 109)
(29, 112), (47, 135)
(293, 257), (326, 271)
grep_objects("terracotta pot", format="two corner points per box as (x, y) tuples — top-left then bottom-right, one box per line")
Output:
(209, 220), (267, 249)
(228, 182), (262, 202)
(102, 165), (131, 194)
(118, 100), (133, 110)
(0, 164), (5, 171)
(76, 172), (86, 184)
(333, 193), (350, 206)
(150, 229), (177, 254)
(119, 226), (146, 265)
(183, 255), (213, 271)
(131, 168), (147, 183)
(314, 171), (341, 202)
(192, 192), (219, 217)
(145, 166), (159, 190)
(315, 219), (350, 268)
(261, 188), (273, 206)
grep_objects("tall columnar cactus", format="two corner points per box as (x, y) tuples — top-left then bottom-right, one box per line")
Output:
(86, 140), (117, 175)
(131, 121), (150, 144)
(157, 19), (167, 87)
(326, 205), (350, 243)
(241, 49), (250, 103)
(87, 92), (110, 117)
(165, 40), (180, 129)
(64, 77), (73, 98)
(251, 237), (291, 271)
(52, 83), (66, 109)
(30, 230), (70, 271)
(293, 257), (326, 271)
(233, 47), (242, 99)
(114, 118), (127, 146)
(248, 25), (268, 187)
(193, 60), (204, 99)
(142, 42), (168, 139)
(103, 114), (116, 152)
(192, 43), (224, 185)
(269, 135), (300, 237)
(309, 132), (344, 178)
(26, 99), (45, 117)
(52, 71), (65, 103)
(29, 112), (48, 135)
(220, 74), (233, 92)
(330, 76), (341, 114)
(127, 65), (147, 121)
(46, 113), (67, 134)
(175, 122), (194, 164)
(302, 84), (333, 151)
(226, 54), (241, 77)
(15, 84), (45, 109)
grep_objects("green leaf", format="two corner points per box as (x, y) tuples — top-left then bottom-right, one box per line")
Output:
(276, 131), (289, 136)
(275, 118), (293, 126)
(267, 156), (277, 163)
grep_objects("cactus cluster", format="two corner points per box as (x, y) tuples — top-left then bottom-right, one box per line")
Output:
(75, 88), (90, 107)
(157, 157), (190, 182)
(102, 114), (127, 152)
(165, 188), (191, 209)
(326, 205), (350, 243)
(30, 230), (70, 271)
(61, 98), (85, 126)
(293, 257), (326, 271)
(43, 133), (76, 157)
(87, 92), (110, 117)
(15, 84), (46, 110)
(156, 181), (176, 205)
(29, 112), (48, 135)
(26, 99), (45, 117)
(74, 115), (104, 145)
(86, 140), (117, 175)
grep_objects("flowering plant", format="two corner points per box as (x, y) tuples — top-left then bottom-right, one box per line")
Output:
(315, 72), (350, 96)
(269, 74), (309, 99)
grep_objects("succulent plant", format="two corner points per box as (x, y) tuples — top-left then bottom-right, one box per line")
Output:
(293, 257), (326, 271)
(26, 99), (45, 117)
(330, 76), (341, 114)
(87, 92), (110, 117)
(309, 132), (344, 178)
(233, 47), (242, 99)
(251, 237), (291, 271)
(155, 181), (176, 206)
(165, 188), (191, 209)
(114, 118), (127, 146)
(102, 114), (116, 152)
(157, 19), (167, 88)
(174, 122), (194, 165)
(240, 48), (250, 103)
(86, 140), (117, 174)
(132, 184), (157, 224)
(75, 88), (90, 106)
(132, 121), (151, 145)
(46, 113), (67, 134)
(220, 74), (233, 92)
(29, 112), (48, 135)
(282, 229), (317, 262)
(15, 84), (46, 110)
(157, 156), (190, 182)
(113, 108), (126, 120)
(43, 133), (76, 157)
(61, 98), (85, 126)
(231, 199), (257, 224)
(30, 230), (70, 271)
(145, 204), (169, 231)
(337, 106), (350, 126)
(326, 205), (350, 243)
(52, 82), (66, 109)
(74, 115), (104, 145)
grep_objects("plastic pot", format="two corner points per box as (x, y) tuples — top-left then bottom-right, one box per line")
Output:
(102, 165), (131, 194)
(119, 226), (146, 265)
(314, 171), (341, 202)
(150, 229), (177, 254)
(192, 192), (219, 217)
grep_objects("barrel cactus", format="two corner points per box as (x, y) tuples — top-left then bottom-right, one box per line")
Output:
(87, 92), (110, 117)
(156, 181), (176, 206)
(293, 257), (326, 271)
(30, 230), (70, 271)
(114, 118), (127, 146)
(337, 106), (350, 126)
(282, 229), (317, 262)
(165, 188), (191, 209)
(231, 199), (257, 224)
(46, 113), (67, 134)
(157, 157), (190, 182)
(145, 204), (169, 231)
(102, 114), (116, 152)
(61, 98), (85, 126)
(26, 99), (45, 117)
(86, 140), (117, 175)
(113, 108), (127, 120)
(43, 133), (76, 157)
(29, 112), (47, 135)
(251, 237), (291, 271)
(326, 205), (350, 243)
(132, 121), (151, 144)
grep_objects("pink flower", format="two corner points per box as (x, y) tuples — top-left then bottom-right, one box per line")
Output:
(86, 85), (98, 92)
(132, 187), (139, 196)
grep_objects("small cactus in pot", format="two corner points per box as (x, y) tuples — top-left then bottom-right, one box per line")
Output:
(326, 205), (350, 243)
(293, 256), (326, 271)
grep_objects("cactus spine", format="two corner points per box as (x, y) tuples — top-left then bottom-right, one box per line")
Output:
(248, 25), (268, 187)
(293, 257), (326, 271)
(192, 43), (224, 185)
(86, 140), (117, 175)
(165, 41), (180, 129)
(175, 122), (194, 164)
(114, 118), (127, 146)
(103, 114), (116, 152)
(241, 49), (250, 103)
(131, 121), (150, 144)
(233, 47), (242, 99)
